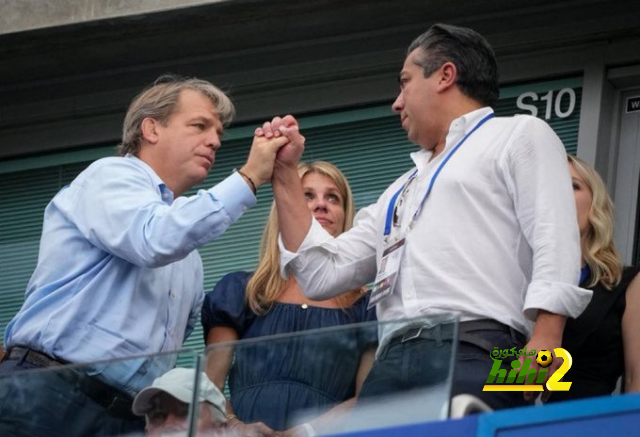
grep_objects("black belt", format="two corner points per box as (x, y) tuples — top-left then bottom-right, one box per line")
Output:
(5, 347), (137, 420)
(393, 319), (526, 354)
(5, 346), (68, 367)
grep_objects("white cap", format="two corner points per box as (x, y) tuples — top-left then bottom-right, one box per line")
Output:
(132, 368), (226, 419)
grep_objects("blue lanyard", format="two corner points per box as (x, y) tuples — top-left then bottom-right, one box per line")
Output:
(383, 112), (495, 236)
(580, 266), (590, 284)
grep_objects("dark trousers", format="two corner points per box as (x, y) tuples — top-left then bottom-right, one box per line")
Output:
(359, 324), (531, 413)
(0, 357), (145, 437)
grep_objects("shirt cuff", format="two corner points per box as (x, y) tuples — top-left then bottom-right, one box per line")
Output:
(278, 219), (335, 279)
(522, 280), (593, 321)
(208, 172), (256, 222)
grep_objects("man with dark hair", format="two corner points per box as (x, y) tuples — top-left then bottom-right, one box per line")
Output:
(406, 23), (499, 108)
(269, 23), (591, 410)
(0, 75), (299, 436)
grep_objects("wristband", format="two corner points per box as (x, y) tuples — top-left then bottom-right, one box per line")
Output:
(235, 168), (257, 195)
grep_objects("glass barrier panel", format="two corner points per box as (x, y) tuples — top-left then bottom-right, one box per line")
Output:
(201, 316), (458, 436)
(0, 348), (199, 437)
(0, 316), (459, 437)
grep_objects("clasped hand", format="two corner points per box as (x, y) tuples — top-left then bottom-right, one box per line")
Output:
(241, 115), (305, 190)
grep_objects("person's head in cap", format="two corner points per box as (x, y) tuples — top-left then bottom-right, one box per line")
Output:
(132, 368), (228, 436)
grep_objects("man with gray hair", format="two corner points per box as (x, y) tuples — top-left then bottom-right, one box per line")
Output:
(0, 74), (300, 436)
(133, 368), (228, 436)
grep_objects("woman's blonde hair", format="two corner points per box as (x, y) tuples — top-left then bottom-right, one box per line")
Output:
(568, 154), (623, 289)
(246, 161), (362, 314)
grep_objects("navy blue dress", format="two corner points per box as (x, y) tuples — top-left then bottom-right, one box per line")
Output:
(201, 271), (377, 431)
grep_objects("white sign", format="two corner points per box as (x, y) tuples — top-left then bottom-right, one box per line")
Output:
(516, 88), (577, 120)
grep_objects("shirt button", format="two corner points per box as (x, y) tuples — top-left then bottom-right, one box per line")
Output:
(242, 206), (248, 212)
(162, 193), (168, 199)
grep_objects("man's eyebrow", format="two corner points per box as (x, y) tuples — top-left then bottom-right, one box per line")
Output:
(190, 115), (213, 123)
(192, 115), (224, 133)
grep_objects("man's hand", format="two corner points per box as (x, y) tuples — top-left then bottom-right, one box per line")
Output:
(255, 115), (305, 170)
(519, 334), (563, 402)
(242, 134), (290, 190)
(261, 114), (311, 253)
(520, 311), (566, 402)
(228, 419), (275, 437)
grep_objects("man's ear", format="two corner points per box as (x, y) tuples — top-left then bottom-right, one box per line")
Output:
(141, 118), (160, 144)
(436, 62), (458, 92)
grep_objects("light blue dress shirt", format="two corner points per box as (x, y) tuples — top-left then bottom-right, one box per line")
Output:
(4, 155), (256, 395)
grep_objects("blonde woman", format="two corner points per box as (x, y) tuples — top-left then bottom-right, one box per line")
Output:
(548, 155), (640, 402)
(202, 162), (376, 436)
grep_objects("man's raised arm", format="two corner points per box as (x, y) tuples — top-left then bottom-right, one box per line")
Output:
(260, 115), (310, 252)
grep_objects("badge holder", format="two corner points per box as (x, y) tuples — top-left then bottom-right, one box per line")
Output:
(368, 236), (406, 309)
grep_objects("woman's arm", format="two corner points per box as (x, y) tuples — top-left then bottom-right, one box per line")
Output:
(354, 348), (376, 397)
(205, 326), (238, 421)
(622, 273), (640, 392)
(205, 326), (238, 392)
(206, 326), (275, 436)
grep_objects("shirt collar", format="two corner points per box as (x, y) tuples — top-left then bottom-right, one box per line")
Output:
(410, 106), (494, 172)
(449, 106), (494, 137)
(125, 154), (175, 204)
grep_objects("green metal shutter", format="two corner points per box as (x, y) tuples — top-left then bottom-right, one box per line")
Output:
(496, 76), (582, 155)
(0, 76), (582, 364)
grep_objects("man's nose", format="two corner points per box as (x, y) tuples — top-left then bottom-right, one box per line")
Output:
(392, 93), (404, 113)
(207, 131), (221, 150)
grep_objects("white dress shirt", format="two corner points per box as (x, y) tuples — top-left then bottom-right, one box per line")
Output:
(281, 107), (592, 347)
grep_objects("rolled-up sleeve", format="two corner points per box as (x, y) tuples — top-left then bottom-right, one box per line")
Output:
(279, 204), (380, 300)
(502, 116), (592, 320)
